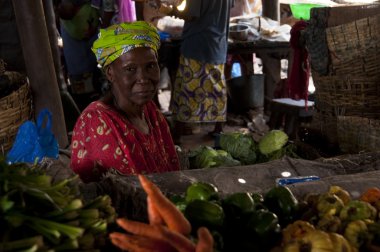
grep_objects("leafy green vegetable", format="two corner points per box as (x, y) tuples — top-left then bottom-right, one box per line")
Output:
(257, 143), (300, 163)
(189, 146), (219, 169)
(189, 146), (241, 169)
(258, 130), (288, 155)
(219, 132), (257, 165)
(213, 150), (241, 167)
(0, 157), (116, 250)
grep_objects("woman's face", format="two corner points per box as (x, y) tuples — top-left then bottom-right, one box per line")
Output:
(106, 47), (160, 109)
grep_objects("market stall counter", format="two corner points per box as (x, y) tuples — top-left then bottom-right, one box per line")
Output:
(227, 15), (292, 108)
(78, 152), (380, 222)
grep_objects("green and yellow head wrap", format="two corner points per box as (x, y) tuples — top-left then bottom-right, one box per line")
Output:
(92, 21), (160, 68)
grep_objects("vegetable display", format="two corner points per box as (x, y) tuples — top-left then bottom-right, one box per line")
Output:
(258, 129), (289, 155)
(0, 157), (116, 251)
(219, 132), (257, 165)
(264, 185), (299, 226)
(110, 175), (214, 252)
(189, 130), (299, 169)
(170, 181), (380, 252)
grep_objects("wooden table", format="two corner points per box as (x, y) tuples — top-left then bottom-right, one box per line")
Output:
(158, 38), (291, 112)
(227, 39), (291, 109)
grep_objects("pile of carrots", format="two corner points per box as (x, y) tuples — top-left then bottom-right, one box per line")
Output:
(110, 175), (214, 252)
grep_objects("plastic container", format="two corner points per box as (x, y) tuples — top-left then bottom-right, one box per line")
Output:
(158, 31), (171, 41)
(226, 74), (265, 112)
(290, 3), (325, 20)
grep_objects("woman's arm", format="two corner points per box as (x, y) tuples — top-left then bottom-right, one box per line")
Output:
(70, 110), (135, 182)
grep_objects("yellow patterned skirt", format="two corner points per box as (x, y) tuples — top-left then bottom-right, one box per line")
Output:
(171, 55), (227, 123)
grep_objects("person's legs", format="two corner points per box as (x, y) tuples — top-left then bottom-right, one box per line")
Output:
(171, 56), (227, 142)
(214, 122), (224, 133)
(207, 122), (224, 138)
(172, 120), (185, 145)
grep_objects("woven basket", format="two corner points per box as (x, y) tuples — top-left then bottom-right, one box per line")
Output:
(0, 80), (32, 153)
(329, 49), (380, 77)
(312, 73), (380, 109)
(338, 116), (380, 153)
(0, 59), (5, 75)
(310, 110), (338, 144)
(326, 14), (380, 65)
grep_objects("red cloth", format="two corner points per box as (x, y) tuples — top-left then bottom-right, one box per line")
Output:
(288, 21), (310, 106)
(70, 101), (180, 183)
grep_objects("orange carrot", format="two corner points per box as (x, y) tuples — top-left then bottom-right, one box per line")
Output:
(109, 232), (176, 252)
(138, 174), (191, 235)
(195, 227), (214, 252)
(116, 218), (196, 252)
(147, 196), (165, 226)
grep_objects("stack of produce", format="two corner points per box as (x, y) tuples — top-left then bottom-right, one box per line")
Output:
(109, 175), (214, 252)
(189, 130), (297, 169)
(0, 157), (116, 251)
(171, 181), (380, 251)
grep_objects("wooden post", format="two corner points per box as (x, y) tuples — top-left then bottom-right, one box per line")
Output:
(42, 0), (81, 132)
(42, 0), (67, 91)
(262, 0), (280, 21)
(12, 0), (69, 148)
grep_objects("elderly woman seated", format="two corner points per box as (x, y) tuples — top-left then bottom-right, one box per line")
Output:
(70, 21), (180, 183)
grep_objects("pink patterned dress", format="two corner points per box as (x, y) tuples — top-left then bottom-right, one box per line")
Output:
(70, 101), (180, 182)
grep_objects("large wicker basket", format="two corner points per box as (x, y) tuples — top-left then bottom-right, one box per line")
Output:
(307, 11), (380, 149)
(0, 80), (32, 154)
(310, 110), (338, 144)
(337, 116), (380, 153)
(311, 73), (380, 145)
(328, 50), (380, 77)
(0, 59), (5, 75)
(326, 14), (380, 66)
(312, 73), (380, 109)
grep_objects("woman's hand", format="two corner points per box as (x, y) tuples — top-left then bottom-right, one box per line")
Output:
(109, 174), (214, 252)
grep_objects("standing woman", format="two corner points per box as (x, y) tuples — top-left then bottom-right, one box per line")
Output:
(168, 0), (234, 144)
(70, 21), (180, 183)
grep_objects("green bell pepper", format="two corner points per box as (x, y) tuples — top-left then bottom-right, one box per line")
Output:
(263, 186), (299, 226)
(184, 199), (225, 230)
(185, 182), (219, 203)
(245, 209), (282, 250)
(222, 192), (255, 218)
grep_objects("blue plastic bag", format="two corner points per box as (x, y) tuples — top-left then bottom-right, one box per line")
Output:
(7, 109), (59, 164)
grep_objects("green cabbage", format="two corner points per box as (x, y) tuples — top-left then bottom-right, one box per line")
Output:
(189, 146), (219, 169)
(189, 146), (241, 169)
(213, 150), (241, 167)
(258, 130), (289, 155)
(219, 132), (257, 165)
